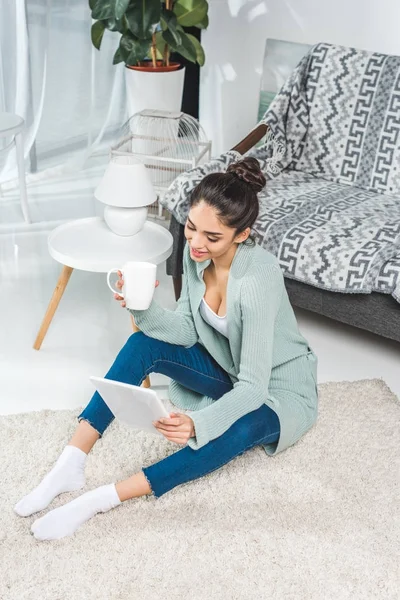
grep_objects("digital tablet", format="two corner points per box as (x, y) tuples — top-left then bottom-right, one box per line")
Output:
(90, 376), (170, 436)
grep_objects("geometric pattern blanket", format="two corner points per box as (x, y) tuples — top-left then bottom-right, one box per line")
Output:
(161, 43), (400, 305)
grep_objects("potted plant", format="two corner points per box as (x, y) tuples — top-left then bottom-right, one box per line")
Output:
(89, 0), (209, 115)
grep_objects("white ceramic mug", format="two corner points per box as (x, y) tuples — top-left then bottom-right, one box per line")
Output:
(107, 261), (157, 310)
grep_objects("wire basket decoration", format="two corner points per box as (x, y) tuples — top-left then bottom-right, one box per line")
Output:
(111, 109), (212, 219)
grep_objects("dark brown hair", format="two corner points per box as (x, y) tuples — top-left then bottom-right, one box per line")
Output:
(189, 157), (266, 237)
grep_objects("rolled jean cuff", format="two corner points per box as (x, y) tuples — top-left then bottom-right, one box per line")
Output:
(142, 463), (167, 498)
(77, 416), (103, 438)
(141, 467), (158, 498)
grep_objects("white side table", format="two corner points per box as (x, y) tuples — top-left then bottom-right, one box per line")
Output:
(34, 217), (173, 384)
(0, 112), (31, 223)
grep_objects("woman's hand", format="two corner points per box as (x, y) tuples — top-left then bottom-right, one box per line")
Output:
(114, 270), (159, 308)
(153, 413), (195, 445)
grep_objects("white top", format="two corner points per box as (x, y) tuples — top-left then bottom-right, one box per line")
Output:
(47, 217), (173, 272)
(200, 297), (229, 338)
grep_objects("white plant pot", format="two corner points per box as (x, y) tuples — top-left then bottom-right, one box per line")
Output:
(125, 65), (186, 116)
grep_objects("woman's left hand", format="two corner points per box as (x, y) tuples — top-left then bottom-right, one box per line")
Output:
(153, 413), (195, 445)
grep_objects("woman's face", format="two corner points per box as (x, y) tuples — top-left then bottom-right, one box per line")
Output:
(184, 200), (249, 262)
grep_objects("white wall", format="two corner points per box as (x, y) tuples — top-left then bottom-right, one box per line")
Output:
(200, 0), (400, 155)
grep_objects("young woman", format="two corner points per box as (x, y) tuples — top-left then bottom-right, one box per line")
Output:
(15, 158), (318, 541)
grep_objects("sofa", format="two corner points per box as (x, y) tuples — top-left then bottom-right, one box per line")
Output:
(161, 42), (400, 344)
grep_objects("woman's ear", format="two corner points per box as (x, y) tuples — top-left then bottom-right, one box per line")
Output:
(234, 227), (251, 244)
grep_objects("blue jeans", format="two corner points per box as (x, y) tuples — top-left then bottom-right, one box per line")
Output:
(78, 332), (280, 498)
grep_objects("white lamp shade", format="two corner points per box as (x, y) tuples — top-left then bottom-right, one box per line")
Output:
(94, 159), (157, 208)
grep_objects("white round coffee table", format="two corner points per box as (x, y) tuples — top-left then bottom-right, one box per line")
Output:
(47, 217), (173, 271)
(34, 217), (173, 364)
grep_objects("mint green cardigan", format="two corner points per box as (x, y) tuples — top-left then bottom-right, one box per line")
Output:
(131, 242), (318, 457)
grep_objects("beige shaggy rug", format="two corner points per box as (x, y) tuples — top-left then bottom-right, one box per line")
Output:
(1, 379), (399, 600)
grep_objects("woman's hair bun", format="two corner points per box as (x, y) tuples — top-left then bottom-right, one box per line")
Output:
(227, 157), (266, 193)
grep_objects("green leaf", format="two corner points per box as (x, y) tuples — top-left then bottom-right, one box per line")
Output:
(114, 0), (130, 19)
(178, 31), (197, 62)
(121, 15), (129, 33)
(186, 33), (205, 66)
(104, 16), (124, 32)
(91, 20), (106, 50)
(160, 8), (177, 27)
(162, 29), (179, 50)
(92, 0), (130, 21)
(92, 1), (114, 20)
(89, 0), (97, 10)
(195, 13), (208, 29)
(164, 28), (197, 62)
(174, 0), (208, 27)
(119, 32), (150, 65)
(150, 32), (163, 61)
(126, 0), (161, 39)
(154, 30), (166, 58)
(113, 47), (124, 64)
(160, 8), (181, 45)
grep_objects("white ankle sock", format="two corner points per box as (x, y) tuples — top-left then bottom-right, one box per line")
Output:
(31, 484), (121, 540)
(14, 445), (87, 517)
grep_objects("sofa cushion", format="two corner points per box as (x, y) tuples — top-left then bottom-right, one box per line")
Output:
(261, 43), (400, 197)
(253, 170), (400, 302)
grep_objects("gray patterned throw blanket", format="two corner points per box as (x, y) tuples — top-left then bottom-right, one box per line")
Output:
(161, 43), (400, 304)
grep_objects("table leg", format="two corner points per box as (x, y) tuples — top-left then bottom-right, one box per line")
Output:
(130, 314), (151, 388)
(33, 265), (73, 350)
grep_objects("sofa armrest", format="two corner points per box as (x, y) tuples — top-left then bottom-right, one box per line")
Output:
(166, 214), (186, 278)
(231, 124), (268, 154)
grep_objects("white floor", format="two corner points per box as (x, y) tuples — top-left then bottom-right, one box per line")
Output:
(1, 168), (399, 418)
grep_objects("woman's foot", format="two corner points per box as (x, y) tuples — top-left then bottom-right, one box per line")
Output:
(14, 445), (87, 517)
(31, 484), (121, 541)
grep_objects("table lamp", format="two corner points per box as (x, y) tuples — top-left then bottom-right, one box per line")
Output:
(94, 156), (157, 236)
